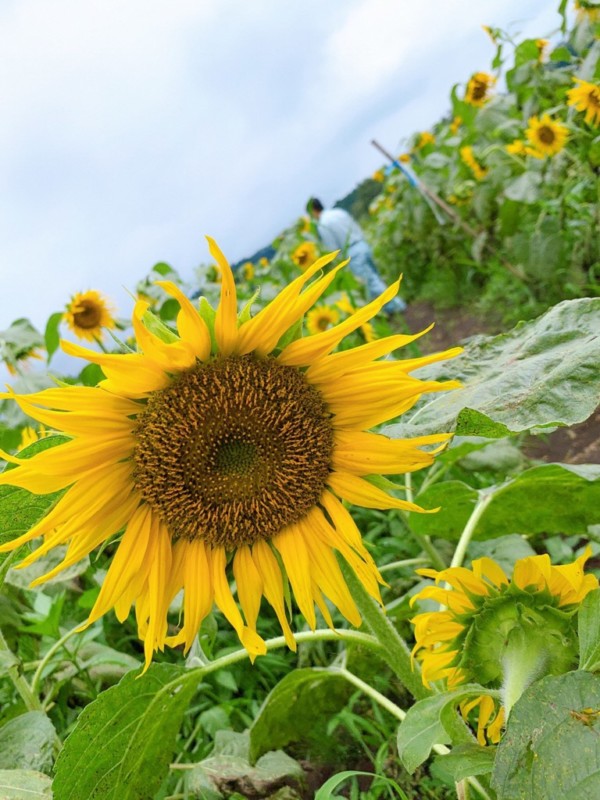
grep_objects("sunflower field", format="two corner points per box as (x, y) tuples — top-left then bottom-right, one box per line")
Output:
(0, 3), (599, 800)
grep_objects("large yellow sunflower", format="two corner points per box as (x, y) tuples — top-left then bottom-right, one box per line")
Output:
(0, 239), (461, 669)
(525, 114), (569, 157)
(64, 290), (116, 342)
(411, 549), (598, 742)
(291, 241), (318, 271)
(464, 72), (495, 107)
(567, 78), (600, 126)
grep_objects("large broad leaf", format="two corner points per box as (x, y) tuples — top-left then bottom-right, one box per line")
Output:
(434, 743), (496, 782)
(492, 671), (600, 800)
(396, 684), (487, 773)
(385, 298), (600, 439)
(578, 590), (600, 672)
(411, 463), (600, 541)
(53, 664), (197, 800)
(0, 769), (52, 799)
(249, 668), (352, 763)
(0, 712), (56, 773)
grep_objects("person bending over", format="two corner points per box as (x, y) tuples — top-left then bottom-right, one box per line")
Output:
(307, 197), (406, 314)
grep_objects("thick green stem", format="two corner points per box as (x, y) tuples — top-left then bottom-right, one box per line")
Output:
(340, 560), (428, 700)
(379, 557), (428, 574)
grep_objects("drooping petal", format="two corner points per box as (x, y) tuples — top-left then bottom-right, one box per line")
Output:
(155, 280), (212, 361)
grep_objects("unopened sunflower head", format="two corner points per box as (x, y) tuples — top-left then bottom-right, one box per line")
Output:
(291, 241), (318, 271)
(411, 548), (598, 742)
(465, 72), (495, 107)
(0, 238), (462, 670)
(525, 114), (569, 157)
(64, 290), (116, 342)
(567, 78), (600, 127)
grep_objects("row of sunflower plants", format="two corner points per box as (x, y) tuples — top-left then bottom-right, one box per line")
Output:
(0, 230), (599, 799)
(362, 1), (600, 326)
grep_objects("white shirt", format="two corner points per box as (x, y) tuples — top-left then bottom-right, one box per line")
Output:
(317, 208), (365, 254)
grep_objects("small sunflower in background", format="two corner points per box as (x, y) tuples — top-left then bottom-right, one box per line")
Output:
(397, 153), (411, 163)
(525, 113), (569, 157)
(0, 238), (461, 670)
(306, 305), (340, 335)
(464, 72), (495, 107)
(372, 169), (385, 182)
(259, 256), (270, 268)
(410, 549), (598, 744)
(535, 38), (549, 62)
(460, 146), (488, 180)
(449, 116), (462, 135)
(291, 241), (318, 271)
(567, 78), (600, 126)
(505, 139), (543, 158)
(64, 290), (116, 342)
(414, 131), (435, 150)
(241, 261), (255, 281)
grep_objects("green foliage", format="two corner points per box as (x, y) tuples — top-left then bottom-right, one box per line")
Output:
(249, 668), (352, 763)
(0, 712), (55, 773)
(53, 664), (196, 800)
(385, 298), (600, 438)
(492, 672), (600, 799)
(578, 590), (600, 672)
(0, 769), (52, 799)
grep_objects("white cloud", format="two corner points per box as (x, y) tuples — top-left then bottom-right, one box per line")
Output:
(0, 0), (563, 336)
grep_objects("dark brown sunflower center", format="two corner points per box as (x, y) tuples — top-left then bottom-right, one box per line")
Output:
(537, 125), (555, 144)
(73, 301), (102, 329)
(132, 354), (334, 548)
(471, 81), (487, 101)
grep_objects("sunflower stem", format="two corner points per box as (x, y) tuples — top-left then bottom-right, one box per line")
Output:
(339, 560), (428, 700)
(449, 491), (494, 570)
(0, 627), (43, 712)
(333, 667), (406, 722)
(31, 624), (82, 699)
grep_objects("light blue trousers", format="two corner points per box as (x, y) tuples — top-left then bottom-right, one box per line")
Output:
(347, 241), (406, 313)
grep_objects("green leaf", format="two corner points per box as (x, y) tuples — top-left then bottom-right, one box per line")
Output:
(249, 668), (352, 763)
(0, 769), (52, 799)
(384, 298), (600, 438)
(579, 590), (600, 672)
(476, 464), (600, 540)
(492, 671), (600, 800)
(503, 171), (542, 204)
(314, 770), (408, 799)
(455, 408), (517, 438)
(410, 481), (478, 541)
(0, 436), (68, 549)
(151, 261), (174, 276)
(396, 684), (486, 773)
(413, 464), (600, 543)
(43, 312), (63, 362)
(435, 743), (495, 781)
(0, 712), (56, 773)
(53, 664), (197, 800)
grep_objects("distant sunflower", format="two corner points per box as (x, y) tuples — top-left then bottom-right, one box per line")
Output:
(398, 153), (411, 163)
(525, 114), (569, 156)
(259, 257), (270, 268)
(0, 238), (461, 669)
(64, 290), (116, 342)
(535, 38), (549, 62)
(411, 549), (598, 743)
(241, 261), (255, 281)
(306, 305), (340, 335)
(449, 116), (462, 135)
(372, 169), (385, 182)
(291, 241), (318, 271)
(460, 146), (488, 180)
(415, 131), (435, 150)
(575, 0), (600, 22)
(505, 139), (543, 159)
(567, 78), (600, 126)
(465, 72), (495, 107)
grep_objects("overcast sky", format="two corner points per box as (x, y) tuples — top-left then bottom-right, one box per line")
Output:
(1, 0), (563, 334)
